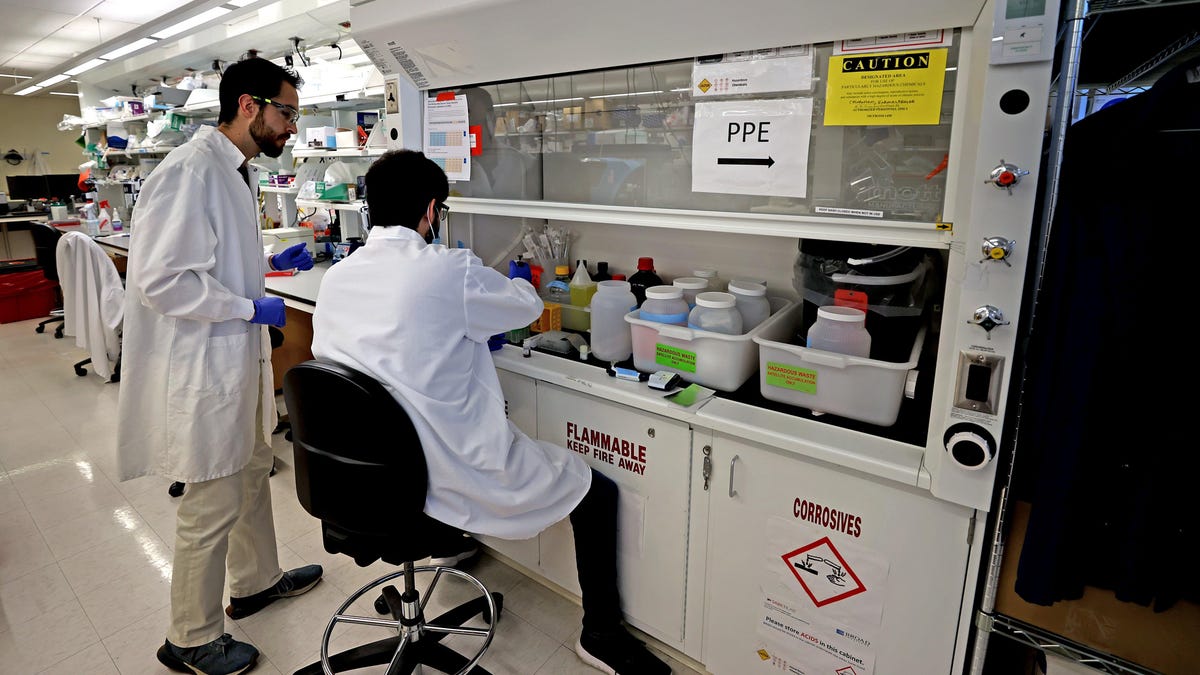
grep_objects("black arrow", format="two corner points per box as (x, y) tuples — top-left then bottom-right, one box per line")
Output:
(718, 156), (775, 167)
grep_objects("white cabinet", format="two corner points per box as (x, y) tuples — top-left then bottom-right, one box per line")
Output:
(703, 432), (973, 675)
(533, 383), (694, 646)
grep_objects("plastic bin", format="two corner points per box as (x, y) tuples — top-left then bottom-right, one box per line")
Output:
(625, 297), (795, 392)
(754, 311), (925, 426)
(0, 271), (58, 324)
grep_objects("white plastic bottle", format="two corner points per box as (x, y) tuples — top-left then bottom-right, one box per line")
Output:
(806, 306), (872, 358)
(693, 267), (721, 293)
(727, 279), (772, 331)
(672, 276), (709, 308)
(688, 292), (743, 335)
(638, 285), (689, 326)
(590, 280), (637, 362)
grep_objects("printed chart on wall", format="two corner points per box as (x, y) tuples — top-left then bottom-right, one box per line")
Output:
(423, 94), (471, 181)
(754, 517), (890, 675)
(692, 98), (812, 198)
(691, 45), (814, 97)
(824, 49), (948, 126)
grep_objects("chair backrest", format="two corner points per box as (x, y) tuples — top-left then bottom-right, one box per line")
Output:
(283, 359), (430, 542)
(29, 222), (63, 282)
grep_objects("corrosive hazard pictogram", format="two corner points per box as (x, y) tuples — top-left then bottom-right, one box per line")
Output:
(698, 78), (712, 93)
(781, 536), (866, 607)
(836, 667), (858, 675)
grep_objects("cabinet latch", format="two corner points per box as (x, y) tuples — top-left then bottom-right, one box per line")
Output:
(702, 445), (712, 491)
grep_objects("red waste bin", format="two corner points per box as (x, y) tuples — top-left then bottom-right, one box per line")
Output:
(0, 270), (59, 324)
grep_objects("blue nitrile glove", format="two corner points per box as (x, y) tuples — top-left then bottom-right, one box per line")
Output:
(271, 242), (314, 271)
(250, 297), (287, 326)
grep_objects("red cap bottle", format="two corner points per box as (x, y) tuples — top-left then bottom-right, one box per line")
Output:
(637, 257), (655, 271)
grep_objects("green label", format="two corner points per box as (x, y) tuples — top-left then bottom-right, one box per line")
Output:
(656, 344), (696, 373)
(168, 113), (183, 131)
(765, 361), (817, 393)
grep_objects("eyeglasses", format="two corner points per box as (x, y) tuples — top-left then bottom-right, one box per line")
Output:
(249, 95), (300, 125)
(436, 203), (450, 223)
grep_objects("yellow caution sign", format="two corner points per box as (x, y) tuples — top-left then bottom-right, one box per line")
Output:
(698, 78), (712, 93)
(824, 49), (948, 126)
(757, 648), (771, 660)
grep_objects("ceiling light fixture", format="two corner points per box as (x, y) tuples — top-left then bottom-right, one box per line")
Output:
(34, 74), (70, 88)
(589, 90), (664, 99)
(100, 38), (160, 61)
(14, 85), (43, 96)
(1, 73), (33, 80)
(65, 59), (108, 76)
(152, 7), (232, 39)
(50, 91), (81, 97)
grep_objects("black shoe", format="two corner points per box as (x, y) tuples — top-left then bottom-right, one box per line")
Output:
(156, 633), (259, 675)
(428, 533), (479, 567)
(575, 627), (671, 675)
(225, 564), (323, 619)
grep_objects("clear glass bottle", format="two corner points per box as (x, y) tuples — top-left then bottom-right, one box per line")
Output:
(544, 265), (573, 305)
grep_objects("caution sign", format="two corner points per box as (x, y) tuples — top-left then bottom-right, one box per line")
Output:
(824, 49), (948, 126)
(782, 537), (866, 607)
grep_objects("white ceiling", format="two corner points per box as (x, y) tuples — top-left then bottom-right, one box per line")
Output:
(0, 0), (356, 97)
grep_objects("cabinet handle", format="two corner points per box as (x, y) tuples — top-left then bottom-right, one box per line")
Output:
(728, 454), (740, 498)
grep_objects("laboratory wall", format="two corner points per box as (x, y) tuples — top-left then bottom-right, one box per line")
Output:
(0, 94), (84, 183)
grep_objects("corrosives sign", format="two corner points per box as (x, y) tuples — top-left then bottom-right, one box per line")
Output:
(566, 422), (647, 476)
(824, 49), (948, 126)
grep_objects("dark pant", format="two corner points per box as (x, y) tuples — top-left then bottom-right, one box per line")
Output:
(569, 469), (623, 631)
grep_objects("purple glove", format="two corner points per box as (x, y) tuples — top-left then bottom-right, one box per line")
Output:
(250, 297), (286, 326)
(271, 242), (314, 271)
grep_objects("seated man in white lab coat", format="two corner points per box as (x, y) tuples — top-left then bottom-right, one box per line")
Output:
(310, 149), (670, 675)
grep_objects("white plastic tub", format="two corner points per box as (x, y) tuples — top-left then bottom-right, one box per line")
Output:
(625, 297), (796, 392)
(754, 322), (925, 427)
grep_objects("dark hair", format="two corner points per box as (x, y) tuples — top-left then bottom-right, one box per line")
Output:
(365, 150), (449, 230)
(218, 58), (303, 124)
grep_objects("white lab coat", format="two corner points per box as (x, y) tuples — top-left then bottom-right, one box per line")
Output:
(311, 226), (591, 540)
(56, 231), (123, 380)
(116, 128), (276, 483)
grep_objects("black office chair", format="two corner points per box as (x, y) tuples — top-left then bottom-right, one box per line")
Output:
(28, 221), (66, 338)
(284, 359), (501, 675)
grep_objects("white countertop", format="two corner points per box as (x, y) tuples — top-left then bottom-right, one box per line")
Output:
(265, 261), (327, 310)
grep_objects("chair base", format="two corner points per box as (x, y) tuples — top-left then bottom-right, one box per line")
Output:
(295, 563), (501, 675)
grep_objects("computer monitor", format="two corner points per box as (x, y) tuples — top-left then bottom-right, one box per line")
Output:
(5, 174), (84, 203)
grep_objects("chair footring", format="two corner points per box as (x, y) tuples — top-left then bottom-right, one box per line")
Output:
(294, 636), (494, 675)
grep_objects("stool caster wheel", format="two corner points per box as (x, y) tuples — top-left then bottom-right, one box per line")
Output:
(374, 594), (389, 615)
(35, 324), (44, 334)
(168, 482), (185, 498)
(54, 326), (64, 339)
(74, 364), (88, 376)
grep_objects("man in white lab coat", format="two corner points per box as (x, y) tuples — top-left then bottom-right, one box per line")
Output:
(310, 150), (670, 675)
(116, 58), (320, 675)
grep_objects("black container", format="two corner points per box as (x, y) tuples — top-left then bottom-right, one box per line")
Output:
(628, 257), (663, 307)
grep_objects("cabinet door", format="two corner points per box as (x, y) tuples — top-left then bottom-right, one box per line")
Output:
(480, 370), (540, 568)
(535, 383), (693, 644)
(705, 433), (972, 675)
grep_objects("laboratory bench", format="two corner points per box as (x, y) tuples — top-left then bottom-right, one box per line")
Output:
(266, 267), (972, 673)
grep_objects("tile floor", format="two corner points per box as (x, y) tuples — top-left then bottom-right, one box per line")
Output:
(0, 316), (707, 674)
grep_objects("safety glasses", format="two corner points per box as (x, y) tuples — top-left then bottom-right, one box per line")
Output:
(249, 95), (300, 125)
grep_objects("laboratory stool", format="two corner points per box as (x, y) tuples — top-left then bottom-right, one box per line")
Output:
(284, 359), (501, 675)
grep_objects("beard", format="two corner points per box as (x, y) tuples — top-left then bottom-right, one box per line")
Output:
(250, 110), (289, 158)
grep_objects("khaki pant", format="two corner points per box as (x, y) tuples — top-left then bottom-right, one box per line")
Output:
(167, 404), (282, 647)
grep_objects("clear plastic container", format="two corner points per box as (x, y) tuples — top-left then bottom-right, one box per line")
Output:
(688, 292), (743, 335)
(639, 285), (689, 326)
(544, 265), (573, 305)
(727, 279), (772, 331)
(673, 276), (709, 308)
(590, 280), (637, 362)
(693, 267), (721, 293)
(806, 305), (871, 357)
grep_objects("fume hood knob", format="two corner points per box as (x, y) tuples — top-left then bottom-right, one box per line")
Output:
(943, 423), (996, 470)
(980, 237), (1015, 266)
(984, 159), (1029, 195)
(968, 305), (1010, 339)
